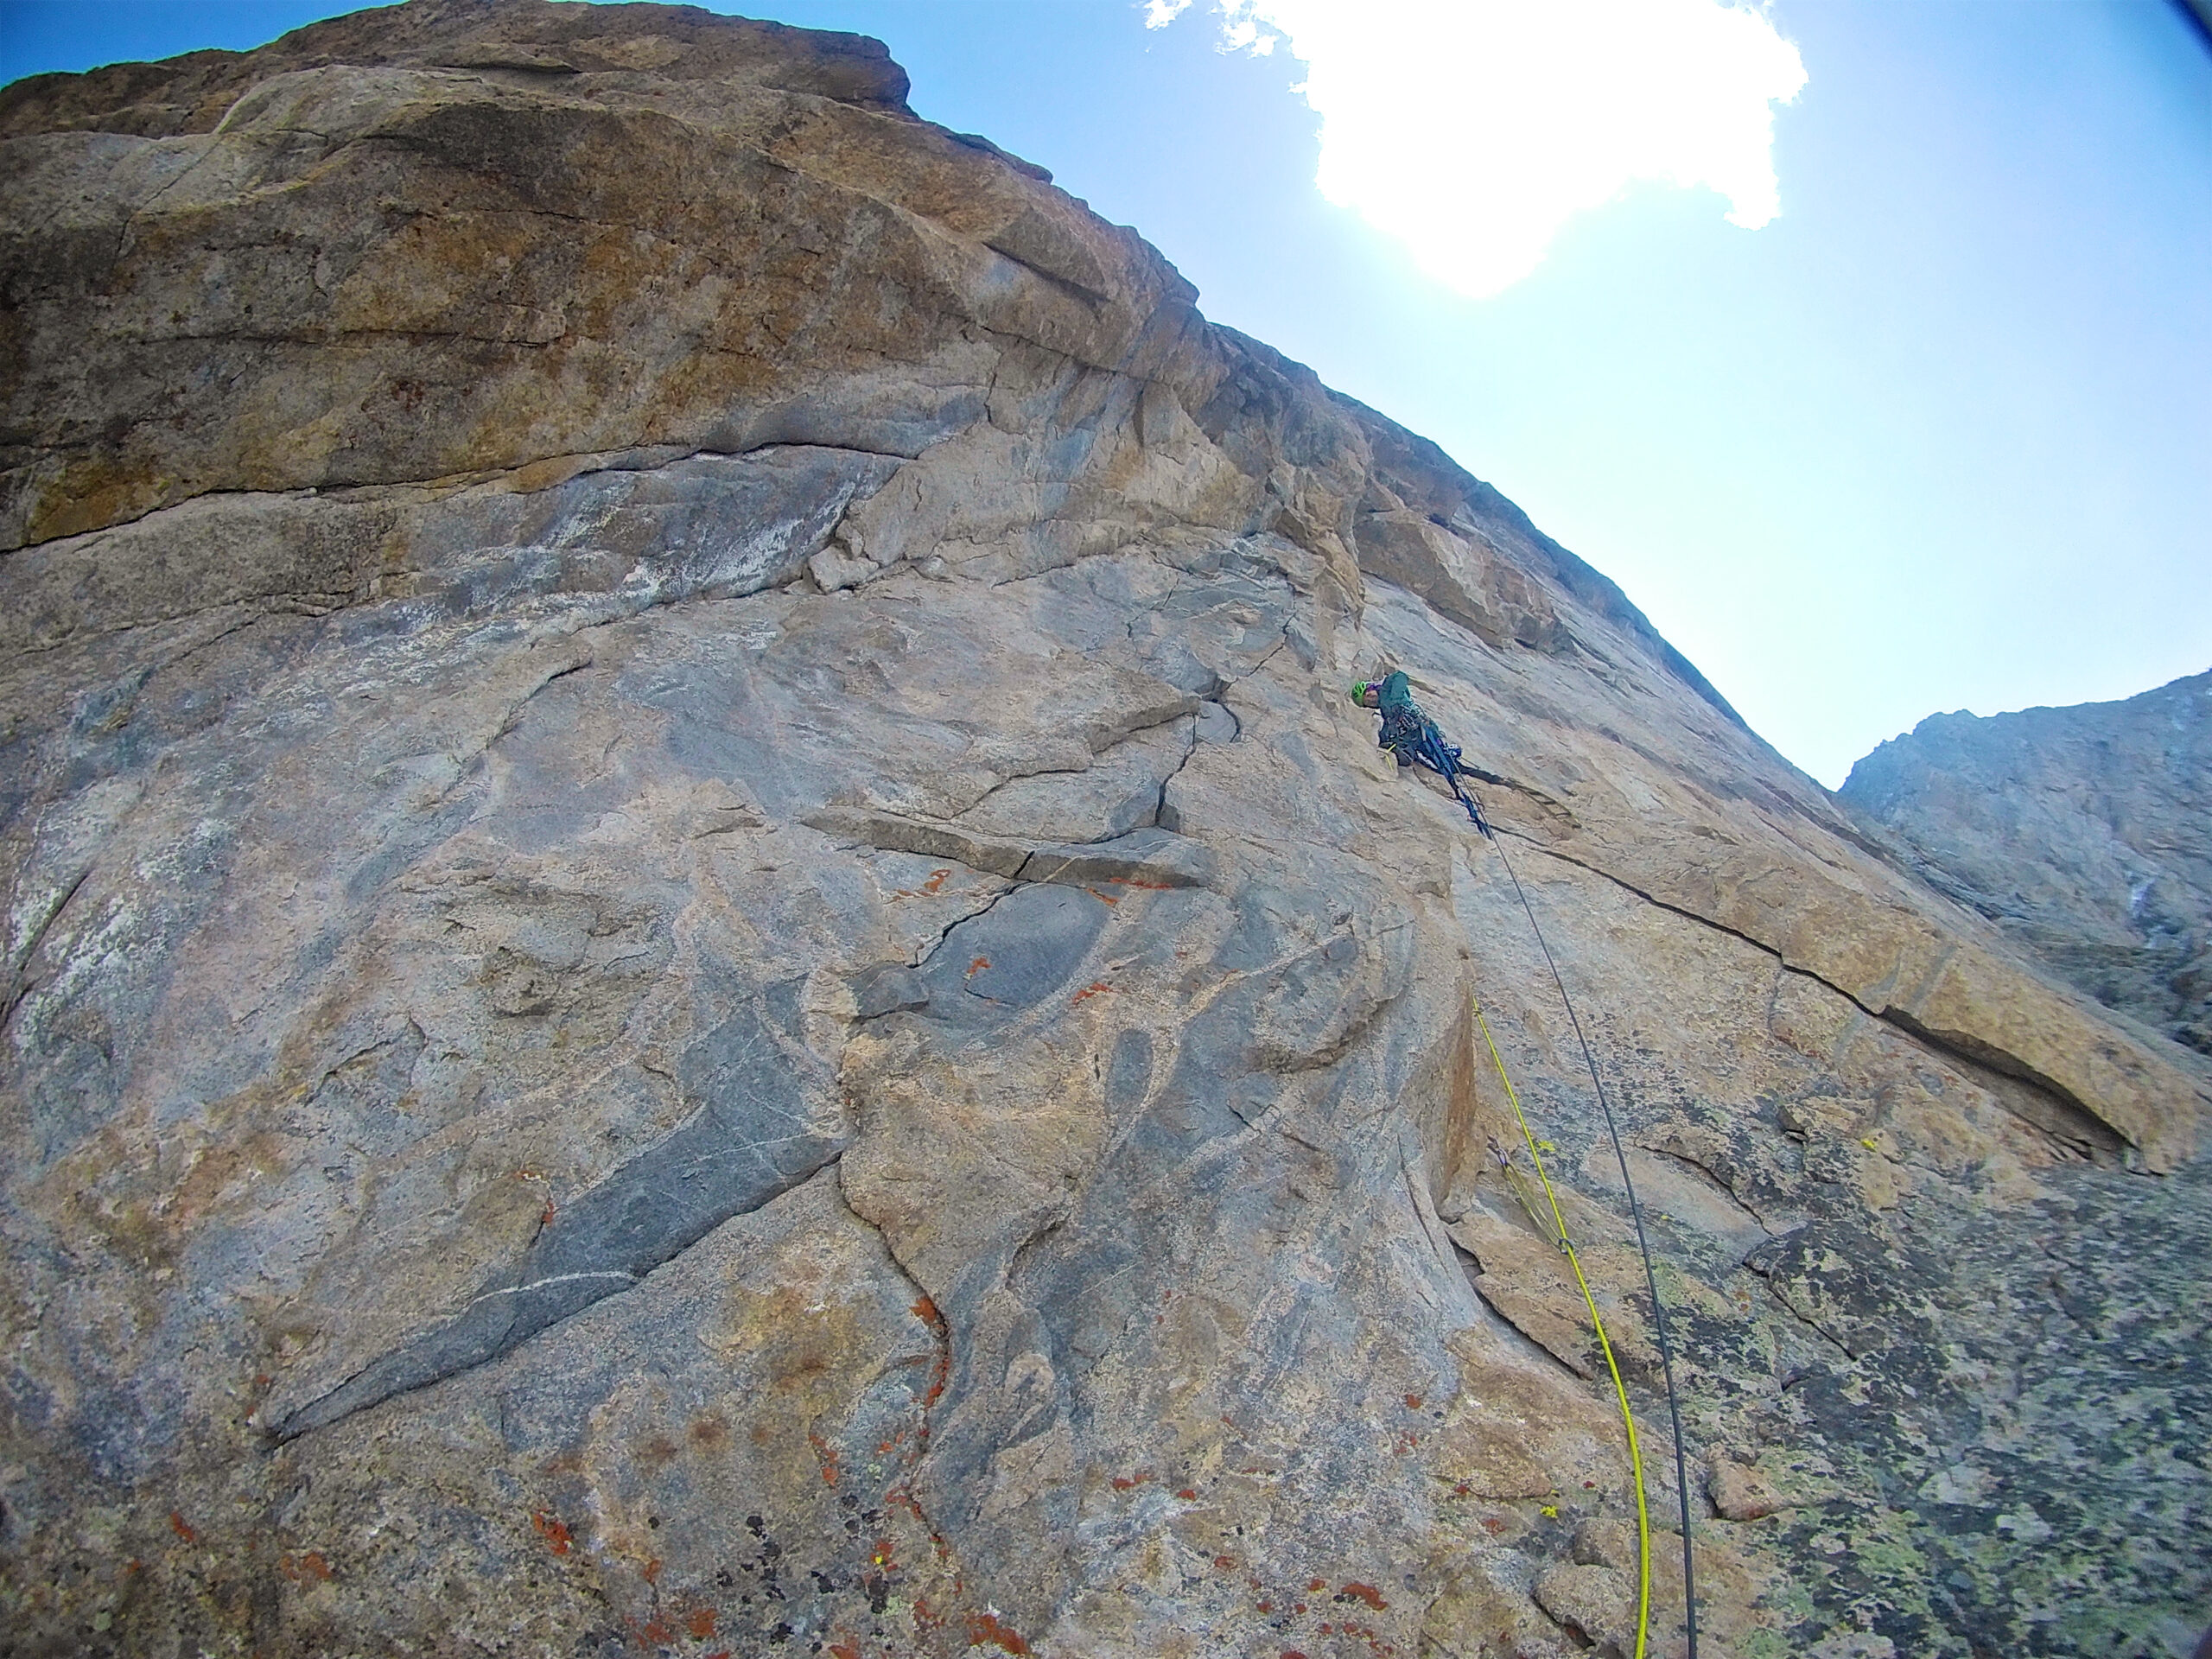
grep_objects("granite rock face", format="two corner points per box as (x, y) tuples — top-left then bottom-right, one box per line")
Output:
(1840, 671), (2212, 1057)
(2, 5), (2207, 1657)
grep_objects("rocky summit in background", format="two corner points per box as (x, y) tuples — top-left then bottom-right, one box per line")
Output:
(1840, 671), (2212, 1059)
(1, 3), (2206, 1656)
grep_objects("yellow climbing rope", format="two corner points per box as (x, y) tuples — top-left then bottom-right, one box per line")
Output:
(1473, 995), (1652, 1659)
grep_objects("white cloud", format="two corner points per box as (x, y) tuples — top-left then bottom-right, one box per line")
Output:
(1151, 0), (1808, 299)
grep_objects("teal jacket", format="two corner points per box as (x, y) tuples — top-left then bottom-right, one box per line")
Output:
(1370, 671), (1486, 828)
(1375, 671), (1418, 717)
(1374, 671), (1431, 763)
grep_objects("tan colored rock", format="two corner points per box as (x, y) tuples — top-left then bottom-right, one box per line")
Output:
(2, 4), (2205, 1656)
(0, 0), (1211, 552)
(1446, 1207), (1659, 1381)
(1707, 1452), (1789, 1522)
(1573, 1516), (1639, 1569)
(1533, 1561), (1637, 1656)
(1433, 1350), (1628, 1501)
(1421, 1563), (1579, 1659)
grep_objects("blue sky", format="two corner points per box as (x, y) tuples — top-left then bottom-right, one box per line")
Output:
(4, 0), (2207, 785)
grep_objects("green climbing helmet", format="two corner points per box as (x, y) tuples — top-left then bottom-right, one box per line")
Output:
(1349, 679), (1371, 707)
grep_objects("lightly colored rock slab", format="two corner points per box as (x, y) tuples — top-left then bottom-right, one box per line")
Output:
(1, 3), (2206, 1657)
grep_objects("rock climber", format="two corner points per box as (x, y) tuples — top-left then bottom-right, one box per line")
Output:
(1351, 670), (1490, 832)
(1351, 670), (1437, 768)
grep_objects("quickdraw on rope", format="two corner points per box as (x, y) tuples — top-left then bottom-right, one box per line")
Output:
(1461, 776), (1700, 1659)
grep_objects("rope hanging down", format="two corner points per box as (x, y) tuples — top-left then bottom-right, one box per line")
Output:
(1351, 670), (1696, 1651)
(1475, 997), (1653, 1659)
(1467, 793), (1700, 1659)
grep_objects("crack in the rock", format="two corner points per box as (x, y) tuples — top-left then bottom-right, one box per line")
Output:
(1401, 1152), (1457, 1303)
(1233, 626), (1294, 689)
(1, 860), (95, 1031)
(142, 606), (274, 674)
(1153, 715), (1201, 829)
(944, 709), (1197, 826)
(414, 645), (594, 811)
(492, 652), (593, 738)
(460, 1268), (638, 1310)
(1001, 1209), (1075, 1324)
(4, 435), (919, 571)
(10, 593), (289, 660)
(149, 325), (570, 350)
(1758, 1281), (1858, 1362)
(1454, 1244), (1587, 1382)
(981, 240), (1108, 308)
(1738, 1245), (1859, 1362)
(275, 1082), (846, 1441)
(912, 880), (1023, 969)
(1495, 831), (2129, 1156)
(118, 139), (232, 229)
(1457, 765), (1576, 825)
(1641, 1142), (1775, 1233)
(828, 1165), (960, 1587)
(301, 1029), (418, 1105)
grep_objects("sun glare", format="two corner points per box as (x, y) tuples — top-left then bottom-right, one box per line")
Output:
(1148, 0), (1808, 299)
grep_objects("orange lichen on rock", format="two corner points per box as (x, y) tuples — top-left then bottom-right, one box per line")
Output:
(808, 1428), (842, 1484)
(966, 1611), (1031, 1654)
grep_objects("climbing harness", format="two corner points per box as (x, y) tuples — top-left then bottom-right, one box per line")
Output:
(1408, 724), (1490, 833)
(1432, 741), (1700, 1659)
(1355, 673), (1491, 831)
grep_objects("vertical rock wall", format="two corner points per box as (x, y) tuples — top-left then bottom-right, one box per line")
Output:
(2, 5), (2205, 1656)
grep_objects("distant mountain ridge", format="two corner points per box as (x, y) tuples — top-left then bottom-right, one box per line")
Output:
(1840, 670), (2212, 1055)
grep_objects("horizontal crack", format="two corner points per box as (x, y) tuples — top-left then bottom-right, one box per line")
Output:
(3, 436), (924, 563)
(1493, 833), (2130, 1154)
